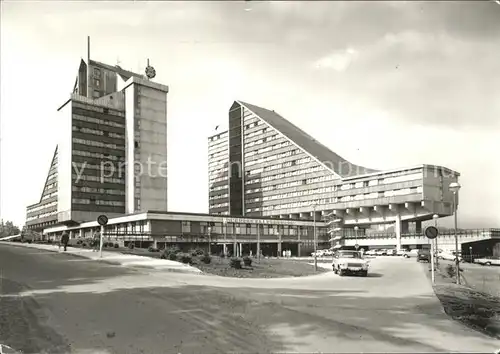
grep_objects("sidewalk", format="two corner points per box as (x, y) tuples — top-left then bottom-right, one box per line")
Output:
(3, 242), (202, 274)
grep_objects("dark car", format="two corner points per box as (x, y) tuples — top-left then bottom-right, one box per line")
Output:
(417, 249), (431, 262)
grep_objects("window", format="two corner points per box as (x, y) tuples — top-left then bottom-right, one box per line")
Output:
(94, 68), (101, 77)
(94, 79), (100, 87)
(134, 141), (139, 148)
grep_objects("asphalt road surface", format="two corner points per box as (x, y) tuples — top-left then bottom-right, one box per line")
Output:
(1, 244), (498, 354)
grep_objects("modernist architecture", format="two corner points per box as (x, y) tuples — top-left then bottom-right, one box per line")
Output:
(209, 101), (462, 250)
(42, 211), (328, 257)
(26, 37), (168, 230)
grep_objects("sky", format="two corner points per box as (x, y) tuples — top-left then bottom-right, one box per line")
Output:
(1, 1), (499, 229)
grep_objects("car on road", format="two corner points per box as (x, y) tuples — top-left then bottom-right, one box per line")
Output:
(365, 249), (378, 256)
(375, 249), (387, 256)
(417, 249), (431, 262)
(474, 256), (500, 266)
(332, 250), (369, 277)
(440, 251), (463, 262)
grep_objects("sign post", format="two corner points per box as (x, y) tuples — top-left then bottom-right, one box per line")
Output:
(97, 215), (109, 259)
(424, 226), (439, 284)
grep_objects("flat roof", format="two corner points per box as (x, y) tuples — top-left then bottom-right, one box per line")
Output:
(43, 210), (325, 233)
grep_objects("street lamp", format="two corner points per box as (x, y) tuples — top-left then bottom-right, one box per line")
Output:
(449, 181), (461, 285)
(207, 226), (212, 255)
(433, 214), (439, 267)
(354, 226), (359, 251)
(311, 201), (318, 271)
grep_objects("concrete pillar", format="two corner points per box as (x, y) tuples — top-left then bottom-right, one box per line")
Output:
(153, 239), (158, 248)
(415, 221), (422, 234)
(277, 240), (282, 257)
(395, 214), (402, 251)
(79, 229), (83, 239)
(223, 243), (227, 256)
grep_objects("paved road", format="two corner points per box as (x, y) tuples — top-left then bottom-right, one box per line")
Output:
(0, 244), (498, 353)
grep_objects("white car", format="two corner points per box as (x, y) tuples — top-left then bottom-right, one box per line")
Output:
(332, 250), (369, 277)
(440, 251), (463, 262)
(474, 256), (500, 266)
(365, 249), (378, 256)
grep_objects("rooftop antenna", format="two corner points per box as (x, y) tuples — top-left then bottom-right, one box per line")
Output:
(116, 56), (121, 66)
(87, 36), (91, 98)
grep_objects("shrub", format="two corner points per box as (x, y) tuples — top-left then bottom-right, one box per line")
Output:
(148, 246), (155, 252)
(219, 252), (226, 258)
(168, 252), (177, 261)
(82, 243), (87, 248)
(199, 253), (212, 264)
(191, 248), (205, 257)
(128, 243), (135, 249)
(114, 243), (119, 248)
(229, 257), (242, 269)
(76, 240), (83, 245)
(176, 253), (192, 264)
(445, 264), (456, 278)
(242, 256), (252, 267)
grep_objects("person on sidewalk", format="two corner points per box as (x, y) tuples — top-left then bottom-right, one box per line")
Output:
(61, 232), (69, 252)
(92, 231), (100, 252)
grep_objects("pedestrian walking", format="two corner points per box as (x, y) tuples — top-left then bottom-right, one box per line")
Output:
(92, 231), (100, 252)
(61, 232), (69, 252)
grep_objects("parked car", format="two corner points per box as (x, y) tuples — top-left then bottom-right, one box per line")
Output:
(332, 250), (369, 277)
(375, 249), (387, 256)
(440, 251), (463, 262)
(396, 249), (411, 258)
(365, 249), (378, 256)
(474, 256), (500, 266)
(417, 249), (431, 262)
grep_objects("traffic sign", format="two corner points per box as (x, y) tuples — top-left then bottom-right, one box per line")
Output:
(354, 244), (359, 250)
(97, 214), (108, 226)
(424, 226), (438, 240)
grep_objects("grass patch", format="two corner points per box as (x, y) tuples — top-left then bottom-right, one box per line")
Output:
(426, 262), (500, 339)
(193, 257), (328, 278)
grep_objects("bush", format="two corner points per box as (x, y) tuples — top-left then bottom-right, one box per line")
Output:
(76, 240), (83, 245)
(176, 253), (192, 264)
(229, 257), (242, 269)
(114, 243), (119, 248)
(82, 243), (87, 248)
(445, 264), (456, 278)
(242, 256), (252, 267)
(128, 243), (135, 249)
(191, 248), (205, 257)
(219, 252), (226, 258)
(199, 253), (212, 264)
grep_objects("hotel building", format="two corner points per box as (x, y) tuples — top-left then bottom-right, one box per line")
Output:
(26, 39), (168, 230)
(209, 101), (462, 250)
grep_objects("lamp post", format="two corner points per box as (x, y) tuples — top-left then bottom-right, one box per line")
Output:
(433, 214), (439, 267)
(222, 219), (228, 257)
(312, 202), (318, 271)
(207, 226), (212, 255)
(449, 182), (461, 285)
(354, 226), (359, 251)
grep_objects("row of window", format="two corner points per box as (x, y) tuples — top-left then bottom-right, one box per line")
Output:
(72, 198), (125, 206)
(73, 101), (124, 117)
(244, 127), (268, 139)
(208, 132), (228, 142)
(342, 173), (422, 190)
(209, 149), (227, 160)
(72, 125), (125, 140)
(209, 175), (229, 184)
(45, 182), (57, 190)
(248, 156), (312, 175)
(73, 150), (122, 161)
(209, 193), (228, 200)
(246, 166), (324, 185)
(245, 133), (281, 149)
(246, 138), (289, 153)
(211, 201), (229, 208)
(73, 138), (124, 151)
(245, 148), (300, 167)
(72, 174), (125, 184)
(245, 175), (336, 194)
(27, 210), (57, 221)
(27, 201), (57, 213)
(73, 114), (125, 129)
(47, 172), (57, 181)
(247, 186), (336, 203)
(42, 191), (57, 201)
(211, 184), (229, 192)
(73, 162), (118, 173)
(72, 186), (125, 195)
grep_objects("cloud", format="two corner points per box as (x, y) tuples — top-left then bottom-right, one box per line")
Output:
(313, 48), (359, 72)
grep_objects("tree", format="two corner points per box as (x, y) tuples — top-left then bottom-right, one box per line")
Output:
(0, 220), (21, 237)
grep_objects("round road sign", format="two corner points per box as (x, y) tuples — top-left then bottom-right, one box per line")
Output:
(354, 244), (359, 250)
(424, 226), (439, 239)
(97, 214), (108, 226)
